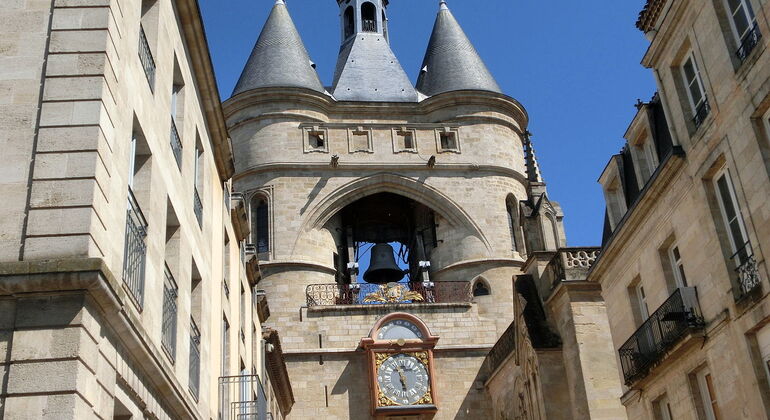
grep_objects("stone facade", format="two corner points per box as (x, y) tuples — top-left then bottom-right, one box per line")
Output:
(591, 1), (770, 419)
(0, 0), (291, 419)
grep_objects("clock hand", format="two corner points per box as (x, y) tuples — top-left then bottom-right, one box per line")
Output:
(396, 366), (407, 390)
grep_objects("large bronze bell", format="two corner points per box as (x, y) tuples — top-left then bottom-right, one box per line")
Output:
(363, 243), (405, 284)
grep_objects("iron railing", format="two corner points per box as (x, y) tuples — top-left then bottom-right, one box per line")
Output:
(362, 19), (377, 32)
(732, 241), (762, 299)
(306, 281), (472, 307)
(189, 318), (201, 400)
(138, 26), (156, 90)
(618, 287), (704, 385)
(218, 374), (268, 420)
(123, 188), (147, 307)
(692, 99), (711, 128)
(161, 265), (178, 361)
(193, 187), (203, 227)
(485, 322), (516, 374)
(737, 23), (762, 62)
(170, 118), (182, 168)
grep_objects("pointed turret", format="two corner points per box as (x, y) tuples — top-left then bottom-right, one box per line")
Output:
(416, 1), (502, 96)
(331, 0), (418, 102)
(232, 0), (324, 96)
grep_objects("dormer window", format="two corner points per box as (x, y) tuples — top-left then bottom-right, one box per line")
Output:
(361, 2), (377, 32)
(631, 132), (658, 187)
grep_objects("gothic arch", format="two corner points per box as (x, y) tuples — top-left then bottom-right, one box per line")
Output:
(472, 276), (491, 297)
(300, 173), (491, 251)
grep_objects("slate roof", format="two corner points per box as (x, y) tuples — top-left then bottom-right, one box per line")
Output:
(232, 0), (324, 96)
(415, 1), (501, 96)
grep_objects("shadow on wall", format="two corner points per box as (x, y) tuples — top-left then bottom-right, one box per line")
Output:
(330, 353), (371, 419)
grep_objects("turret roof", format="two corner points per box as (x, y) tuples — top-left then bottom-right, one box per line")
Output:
(416, 1), (501, 96)
(232, 0), (324, 96)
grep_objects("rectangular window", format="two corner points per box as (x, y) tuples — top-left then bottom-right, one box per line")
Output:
(193, 134), (204, 227)
(653, 394), (674, 420)
(161, 265), (179, 361)
(636, 284), (649, 320)
(696, 369), (721, 420)
(714, 170), (750, 263)
(240, 284), (246, 343)
(221, 317), (230, 377)
(439, 132), (457, 151)
(681, 53), (709, 127)
(725, 0), (757, 42)
(669, 244), (688, 288)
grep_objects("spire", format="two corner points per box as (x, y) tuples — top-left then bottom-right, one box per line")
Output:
(331, 0), (417, 102)
(416, 1), (502, 96)
(232, 0), (324, 96)
(523, 131), (543, 184)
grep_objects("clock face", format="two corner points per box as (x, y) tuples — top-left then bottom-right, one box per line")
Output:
(377, 319), (424, 340)
(377, 353), (430, 406)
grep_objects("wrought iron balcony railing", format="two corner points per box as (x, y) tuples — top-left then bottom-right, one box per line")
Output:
(485, 322), (516, 375)
(189, 318), (201, 400)
(122, 188), (148, 307)
(618, 287), (704, 385)
(732, 241), (762, 299)
(218, 374), (268, 420)
(737, 23), (762, 62)
(362, 19), (377, 32)
(193, 187), (203, 227)
(138, 26), (156, 90)
(170, 118), (182, 168)
(161, 265), (178, 361)
(692, 99), (711, 129)
(306, 281), (472, 307)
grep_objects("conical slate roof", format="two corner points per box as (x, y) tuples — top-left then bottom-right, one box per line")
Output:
(232, 0), (324, 96)
(415, 1), (501, 96)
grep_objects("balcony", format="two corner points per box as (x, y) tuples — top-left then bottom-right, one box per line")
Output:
(170, 118), (182, 168)
(122, 188), (147, 308)
(161, 265), (178, 361)
(189, 318), (201, 400)
(305, 281), (472, 307)
(484, 322), (515, 375)
(737, 23), (762, 62)
(218, 374), (269, 420)
(230, 192), (250, 241)
(732, 241), (762, 300)
(193, 187), (203, 227)
(692, 99), (711, 129)
(138, 25), (156, 90)
(618, 287), (704, 385)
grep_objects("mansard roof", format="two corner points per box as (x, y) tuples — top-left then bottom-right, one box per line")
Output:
(232, 0), (324, 96)
(415, 1), (501, 97)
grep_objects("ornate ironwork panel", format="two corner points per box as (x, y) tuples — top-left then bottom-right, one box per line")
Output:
(306, 281), (472, 307)
(122, 188), (147, 307)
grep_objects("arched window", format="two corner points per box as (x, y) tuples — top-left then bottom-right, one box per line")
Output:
(343, 6), (354, 39)
(473, 279), (491, 297)
(251, 196), (269, 254)
(361, 2), (377, 32)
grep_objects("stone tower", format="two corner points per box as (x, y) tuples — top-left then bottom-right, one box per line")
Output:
(224, 1), (567, 418)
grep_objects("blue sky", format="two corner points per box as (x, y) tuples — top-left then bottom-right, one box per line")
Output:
(199, 0), (655, 246)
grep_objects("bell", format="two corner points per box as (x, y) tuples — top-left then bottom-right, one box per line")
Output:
(363, 243), (405, 284)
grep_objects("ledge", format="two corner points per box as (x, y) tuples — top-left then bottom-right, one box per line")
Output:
(307, 302), (473, 314)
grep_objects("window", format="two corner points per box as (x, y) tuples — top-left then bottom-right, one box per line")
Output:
(695, 368), (721, 420)
(343, 6), (354, 38)
(724, 0), (759, 60)
(361, 2), (377, 32)
(630, 281), (650, 324)
(393, 129), (416, 153)
(240, 284), (246, 343)
(669, 244), (688, 288)
(193, 134), (203, 227)
(681, 53), (709, 128)
(308, 132), (325, 150)
(252, 196), (270, 255)
(714, 170), (750, 263)
(221, 317), (230, 377)
(161, 264), (178, 361)
(170, 59), (185, 168)
(603, 175), (627, 230)
(303, 126), (329, 153)
(348, 127), (372, 153)
(124, 125), (151, 308)
(439, 132), (457, 151)
(758, 325), (770, 390)
(139, 0), (159, 90)
(506, 199), (518, 253)
(632, 133), (658, 186)
(473, 280), (491, 297)
(653, 394), (674, 420)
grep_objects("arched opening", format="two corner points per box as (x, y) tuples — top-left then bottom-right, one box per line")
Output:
(472, 279), (491, 297)
(361, 2), (377, 32)
(381, 10), (388, 40)
(251, 195), (270, 255)
(343, 6), (354, 39)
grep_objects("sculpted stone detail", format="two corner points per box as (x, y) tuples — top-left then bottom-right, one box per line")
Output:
(564, 249), (599, 269)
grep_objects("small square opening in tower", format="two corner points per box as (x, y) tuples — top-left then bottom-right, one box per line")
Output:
(440, 132), (457, 151)
(309, 132), (325, 150)
(352, 131), (370, 151)
(397, 131), (414, 150)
